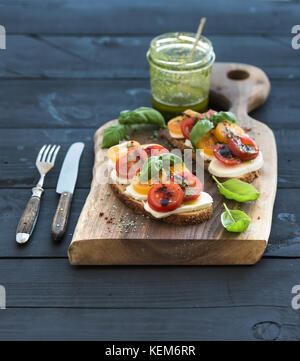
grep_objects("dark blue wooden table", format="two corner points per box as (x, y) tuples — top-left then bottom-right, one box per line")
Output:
(0, 0), (299, 340)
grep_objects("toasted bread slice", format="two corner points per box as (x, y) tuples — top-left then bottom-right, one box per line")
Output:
(166, 131), (260, 184)
(110, 182), (213, 225)
(217, 170), (260, 184)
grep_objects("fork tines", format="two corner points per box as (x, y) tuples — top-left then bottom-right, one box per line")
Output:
(36, 144), (61, 164)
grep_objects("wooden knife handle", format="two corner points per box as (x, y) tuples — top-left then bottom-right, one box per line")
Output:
(16, 187), (43, 244)
(51, 192), (73, 241)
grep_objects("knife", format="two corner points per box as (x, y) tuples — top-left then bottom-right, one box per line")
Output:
(51, 142), (85, 241)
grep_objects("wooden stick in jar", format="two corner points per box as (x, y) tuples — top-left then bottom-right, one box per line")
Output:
(190, 17), (206, 57)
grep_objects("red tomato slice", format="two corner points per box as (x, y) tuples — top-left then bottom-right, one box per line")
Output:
(116, 148), (148, 179)
(148, 182), (184, 213)
(213, 144), (242, 166)
(143, 144), (169, 157)
(180, 117), (196, 139)
(174, 172), (202, 202)
(227, 135), (259, 161)
(180, 109), (217, 139)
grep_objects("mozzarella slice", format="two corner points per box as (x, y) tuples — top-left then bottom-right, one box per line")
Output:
(197, 148), (214, 162)
(184, 139), (214, 161)
(141, 143), (162, 148)
(144, 192), (213, 218)
(108, 159), (115, 168)
(110, 169), (130, 185)
(125, 183), (148, 201)
(199, 151), (214, 162)
(208, 151), (264, 178)
(169, 130), (184, 139)
(107, 141), (139, 163)
(184, 139), (193, 148)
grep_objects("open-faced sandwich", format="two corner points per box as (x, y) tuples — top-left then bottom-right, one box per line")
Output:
(167, 109), (263, 183)
(107, 141), (213, 225)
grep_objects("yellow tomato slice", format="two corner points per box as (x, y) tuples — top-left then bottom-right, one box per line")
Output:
(107, 140), (140, 162)
(167, 115), (183, 136)
(182, 109), (202, 118)
(214, 121), (245, 144)
(171, 163), (188, 174)
(196, 129), (217, 156)
(132, 175), (154, 195)
(160, 164), (189, 184)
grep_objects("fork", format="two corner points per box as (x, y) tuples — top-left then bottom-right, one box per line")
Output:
(16, 144), (60, 244)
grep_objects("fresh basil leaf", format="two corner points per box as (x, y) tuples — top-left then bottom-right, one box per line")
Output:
(209, 111), (238, 126)
(139, 156), (162, 182)
(160, 153), (183, 168)
(139, 153), (183, 182)
(101, 124), (126, 148)
(189, 118), (214, 148)
(221, 203), (250, 232)
(118, 107), (165, 128)
(212, 176), (260, 202)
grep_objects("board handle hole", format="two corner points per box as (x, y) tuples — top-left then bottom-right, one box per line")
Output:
(227, 69), (249, 81)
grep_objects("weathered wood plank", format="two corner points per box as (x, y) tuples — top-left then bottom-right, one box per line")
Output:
(1, 0), (298, 35)
(0, 128), (298, 188)
(0, 307), (299, 340)
(0, 79), (298, 130)
(266, 192), (300, 257)
(0, 80), (152, 129)
(0, 189), (88, 258)
(251, 79), (300, 130)
(0, 35), (298, 79)
(0, 0), (298, 341)
(0, 188), (299, 258)
(0, 258), (299, 311)
(0, 129), (94, 188)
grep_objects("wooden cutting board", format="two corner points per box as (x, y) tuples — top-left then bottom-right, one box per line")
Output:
(68, 62), (277, 266)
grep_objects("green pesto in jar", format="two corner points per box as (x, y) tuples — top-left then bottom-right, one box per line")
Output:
(147, 32), (215, 119)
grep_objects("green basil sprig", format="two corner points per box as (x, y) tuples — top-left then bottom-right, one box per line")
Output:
(189, 118), (214, 148)
(221, 203), (250, 232)
(139, 153), (183, 182)
(212, 176), (260, 202)
(118, 107), (166, 128)
(139, 156), (162, 182)
(189, 111), (238, 148)
(209, 111), (238, 126)
(102, 107), (165, 148)
(101, 124), (126, 149)
(160, 153), (183, 168)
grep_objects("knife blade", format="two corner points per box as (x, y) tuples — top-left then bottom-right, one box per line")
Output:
(51, 142), (85, 241)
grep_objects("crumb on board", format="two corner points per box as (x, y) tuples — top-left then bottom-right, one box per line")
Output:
(101, 210), (145, 236)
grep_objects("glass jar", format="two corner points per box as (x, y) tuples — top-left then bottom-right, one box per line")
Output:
(147, 32), (215, 119)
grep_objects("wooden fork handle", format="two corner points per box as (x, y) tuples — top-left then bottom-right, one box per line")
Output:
(16, 187), (44, 244)
(51, 192), (73, 241)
